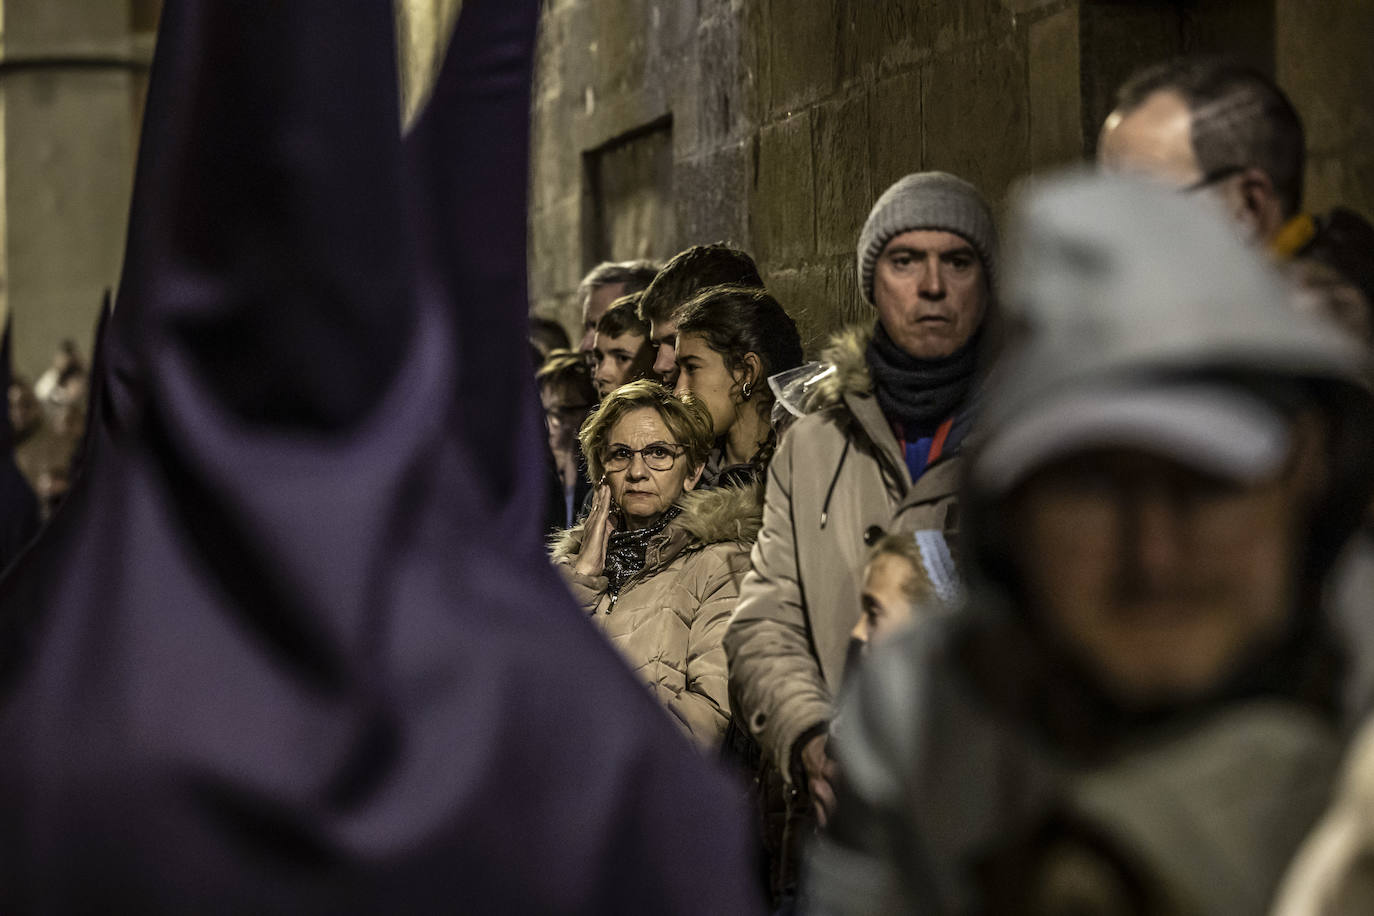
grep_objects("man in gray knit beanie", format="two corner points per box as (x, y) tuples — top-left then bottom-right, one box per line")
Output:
(850, 169), (994, 445)
(725, 170), (996, 906)
(848, 170), (995, 469)
(858, 170), (996, 336)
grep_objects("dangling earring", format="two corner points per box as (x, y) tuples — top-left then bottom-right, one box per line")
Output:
(742, 382), (753, 401)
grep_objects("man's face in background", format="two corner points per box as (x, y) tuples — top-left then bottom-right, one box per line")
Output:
(579, 282), (628, 354)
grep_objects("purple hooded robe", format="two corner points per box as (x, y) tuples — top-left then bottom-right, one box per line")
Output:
(0, 2), (762, 912)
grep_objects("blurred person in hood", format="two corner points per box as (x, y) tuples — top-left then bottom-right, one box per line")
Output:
(803, 172), (1374, 916)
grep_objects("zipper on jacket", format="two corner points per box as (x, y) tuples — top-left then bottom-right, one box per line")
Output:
(600, 531), (682, 613)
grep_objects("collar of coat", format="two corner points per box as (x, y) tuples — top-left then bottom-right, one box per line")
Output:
(803, 325), (972, 507)
(550, 481), (764, 565)
(805, 324), (875, 411)
(804, 325), (911, 480)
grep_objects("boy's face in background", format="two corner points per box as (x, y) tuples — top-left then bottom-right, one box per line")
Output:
(852, 553), (921, 649)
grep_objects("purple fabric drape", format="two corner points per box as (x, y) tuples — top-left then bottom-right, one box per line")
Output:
(0, 2), (762, 912)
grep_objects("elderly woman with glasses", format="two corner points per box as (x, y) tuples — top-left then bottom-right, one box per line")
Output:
(552, 380), (762, 749)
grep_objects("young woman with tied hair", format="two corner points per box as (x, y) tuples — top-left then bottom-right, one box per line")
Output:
(672, 285), (804, 489)
(551, 381), (762, 749)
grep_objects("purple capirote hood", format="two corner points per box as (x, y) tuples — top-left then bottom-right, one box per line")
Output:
(0, 2), (763, 913)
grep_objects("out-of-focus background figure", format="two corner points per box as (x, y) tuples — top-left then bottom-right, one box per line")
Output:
(1098, 58), (1307, 251)
(0, 324), (38, 571)
(529, 314), (572, 363)
(537, 349), (598, 531)
(9, 339), (86, 518)
(32, 338), (86, 415)
(1287, 207), (1374, 346)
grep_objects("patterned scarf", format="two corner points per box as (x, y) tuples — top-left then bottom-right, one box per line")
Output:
(603, 505), (681, 595)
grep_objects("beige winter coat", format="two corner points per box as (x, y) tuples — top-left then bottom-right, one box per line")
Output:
(552, 484), (762, 750)
(724, 326), (964, 780)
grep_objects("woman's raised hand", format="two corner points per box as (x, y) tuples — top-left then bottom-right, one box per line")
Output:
(574, 481), (615, 578)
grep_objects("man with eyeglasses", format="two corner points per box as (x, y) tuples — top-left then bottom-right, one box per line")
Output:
(1098, 57), (1311, 254)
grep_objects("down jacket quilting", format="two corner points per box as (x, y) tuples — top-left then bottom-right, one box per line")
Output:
(553, 484), (763, 749)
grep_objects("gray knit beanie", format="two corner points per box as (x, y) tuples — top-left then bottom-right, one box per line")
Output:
(857, 171), (998, 304)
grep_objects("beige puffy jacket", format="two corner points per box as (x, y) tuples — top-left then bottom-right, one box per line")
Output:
(553, 484), (762, 750)
(724, 326), (964, 781)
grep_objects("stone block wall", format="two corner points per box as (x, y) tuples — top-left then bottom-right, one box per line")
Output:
(747, 0), (1085, 352)
(532, 0), (1374, 353)
(1277, 0), (1374, 220)
(1, 0), (149, 379)
(531, 0), (1087, 355)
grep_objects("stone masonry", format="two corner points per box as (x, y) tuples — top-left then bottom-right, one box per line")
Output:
(529, 0), (1374, 354)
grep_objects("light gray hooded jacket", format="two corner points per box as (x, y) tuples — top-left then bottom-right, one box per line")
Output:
(803, 173), (1374, 916)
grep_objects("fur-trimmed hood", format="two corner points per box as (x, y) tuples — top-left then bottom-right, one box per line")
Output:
(804, 325), (874, 412)
(550, 482), (764, 563)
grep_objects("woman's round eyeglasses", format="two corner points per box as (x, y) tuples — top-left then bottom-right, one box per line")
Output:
(603, 443), (685, 472)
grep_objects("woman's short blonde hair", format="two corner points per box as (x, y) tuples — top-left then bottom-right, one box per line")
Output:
(578, 380), (715, 482)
